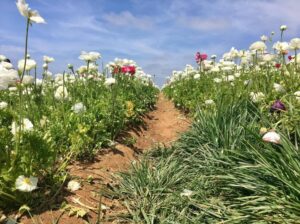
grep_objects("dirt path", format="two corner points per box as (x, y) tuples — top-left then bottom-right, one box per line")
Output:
(21, 93), (190, 224)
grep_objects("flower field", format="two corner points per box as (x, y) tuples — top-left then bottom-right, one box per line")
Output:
(115, 28), (300, 223)
(2, 0), (300, 223)
(0, 0), (158, 213)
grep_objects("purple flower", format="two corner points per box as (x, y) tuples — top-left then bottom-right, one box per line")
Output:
(270, 100), (286, 113)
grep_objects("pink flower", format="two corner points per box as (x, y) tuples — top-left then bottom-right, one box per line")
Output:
(195, 52), (208, 63)
(121, 65), (136, 75)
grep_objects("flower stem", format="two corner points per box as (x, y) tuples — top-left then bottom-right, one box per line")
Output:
(21, 18), (30, 82)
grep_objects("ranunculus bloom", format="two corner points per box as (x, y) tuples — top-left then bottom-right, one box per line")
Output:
(15, 175), (38, 192)
(104, 77), (116, 86)
(11, 118), (34, 135)
(121, 65), (136, 75)
(18, 59), (37, 71)
(195, 52), (208, 63)
(67, 180), (81, 192)
(275, 63), (281, 69)
(262, 131), (280, 144)
(0, 67), (19, 90)
(0, 101), (8, 110)
(79, 51), (101, 62)
(16, 0), (46, 24)
(54, 86), (68, 100)
(71, 102), (86, 114)
(249, 41), (267, 51)
(43, 55), (55, 63)
(288, 55), (293, 61)
(270, 100), (286, 113)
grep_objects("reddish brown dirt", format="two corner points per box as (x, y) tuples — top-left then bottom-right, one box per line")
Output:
(19, 93), (190, 224)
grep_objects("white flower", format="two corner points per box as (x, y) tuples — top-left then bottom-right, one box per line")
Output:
(54, 86), (68, 100)
(280, 25), (287, 31)
(273, 83), (285, 93)
(9, 87), (18, 92)
(16, 0), (46, 23)
(71, 102), (86, 114)
(211, 55), (217, 59)
(0, 55), (6, 62)
(211, 67), (220, 72)
(0, 68), (18, 90)
(193, 73), (200, 79)
(15, 175), (38, 192)
(1, 62), (13, 70)
(67, 180), (81, 192)
(180, 189), (193, 197)
(18, 59), (37, 71)
(262, 54), (275, 62)
(104, 77), (116, 87)
(294, 91), (300, 102)
(260, 35), (268, 42)
(262, 131), (280, 144)
(289, 38), (300, 50)
(213, 78), (222, 83)
(205, 99), (215, 105)
(11, 118), (34, 135)
(224, 75), (235, 82)
(250, 92), (265, 103)
(234, 72), (241, 78)
(0, 101), (8, 110)
(273, 41), (289, 53)
(22, 75), (34, 85)
(43, 55), (55, 63)
(79, 51), (101, 62)
(249, 41), (267, 51)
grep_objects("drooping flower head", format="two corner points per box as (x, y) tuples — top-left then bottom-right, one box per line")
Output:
(16, 0), (46, 23)
(270, 99), (286, 113)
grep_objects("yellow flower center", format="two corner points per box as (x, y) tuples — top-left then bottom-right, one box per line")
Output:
(23, 178), (32, 185)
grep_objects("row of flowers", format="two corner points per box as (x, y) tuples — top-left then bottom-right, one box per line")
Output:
(163, 25), (300, 146)
(0, 0), (158, 210)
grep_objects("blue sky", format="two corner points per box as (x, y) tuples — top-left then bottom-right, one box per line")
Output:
(1, 0), (300, 86)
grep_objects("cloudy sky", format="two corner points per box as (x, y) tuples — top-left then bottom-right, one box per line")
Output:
(1, 0), (300, 85)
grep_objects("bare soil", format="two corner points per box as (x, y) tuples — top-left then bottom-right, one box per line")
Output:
(20, 93), (190, 224)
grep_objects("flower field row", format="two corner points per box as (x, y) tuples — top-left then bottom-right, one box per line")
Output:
(115, 27), (300, 223)
(0, 0), (158, 210)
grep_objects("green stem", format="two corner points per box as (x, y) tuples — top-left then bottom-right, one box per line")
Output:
(20, 18), (30, 82)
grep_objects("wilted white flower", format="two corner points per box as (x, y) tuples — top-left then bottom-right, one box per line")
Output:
(250, 92), (265, 103)
(273, 83), (285, 93)
(18, 59), (37, 71)
(43, 55), (54, 63)
(205, 99), (215, 105)
(67, 180), (81, 192)
(262, 131), (280, 144)
(54, 86), (68, 100)
(15, 175), (38, 192)
(280, 25), (287, 31)
(11, 118), (34, 135)
(249, 41), (267, 51)
(0, 101), (8, 110)
(16, 0), (45, 23)
(79, 51), (101, 62)
(104, 77), (116, 87)
(22, 75), (34, 85)
(180, 189), (193, 197)
(260, 35), (268, 42)
(71, 102), (86, 114)
(289, 38), (300, 50)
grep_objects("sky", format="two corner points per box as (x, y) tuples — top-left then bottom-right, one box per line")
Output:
(1, 0), (300, 86)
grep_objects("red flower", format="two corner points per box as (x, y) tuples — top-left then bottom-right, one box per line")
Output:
(275, 63), (281, 69)
(121, 65), (136, 75)
(112, 66), (121, 74)
(195, 52), (207, 63)
(288, 55), (293, 61)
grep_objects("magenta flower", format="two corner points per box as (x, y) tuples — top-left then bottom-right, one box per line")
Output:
(121, 65), (136, 75)
(270, 100), (286, 113)
(195, 52), (207, 64)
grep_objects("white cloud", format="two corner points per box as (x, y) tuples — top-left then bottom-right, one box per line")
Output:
(102, 11), (154, 30)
